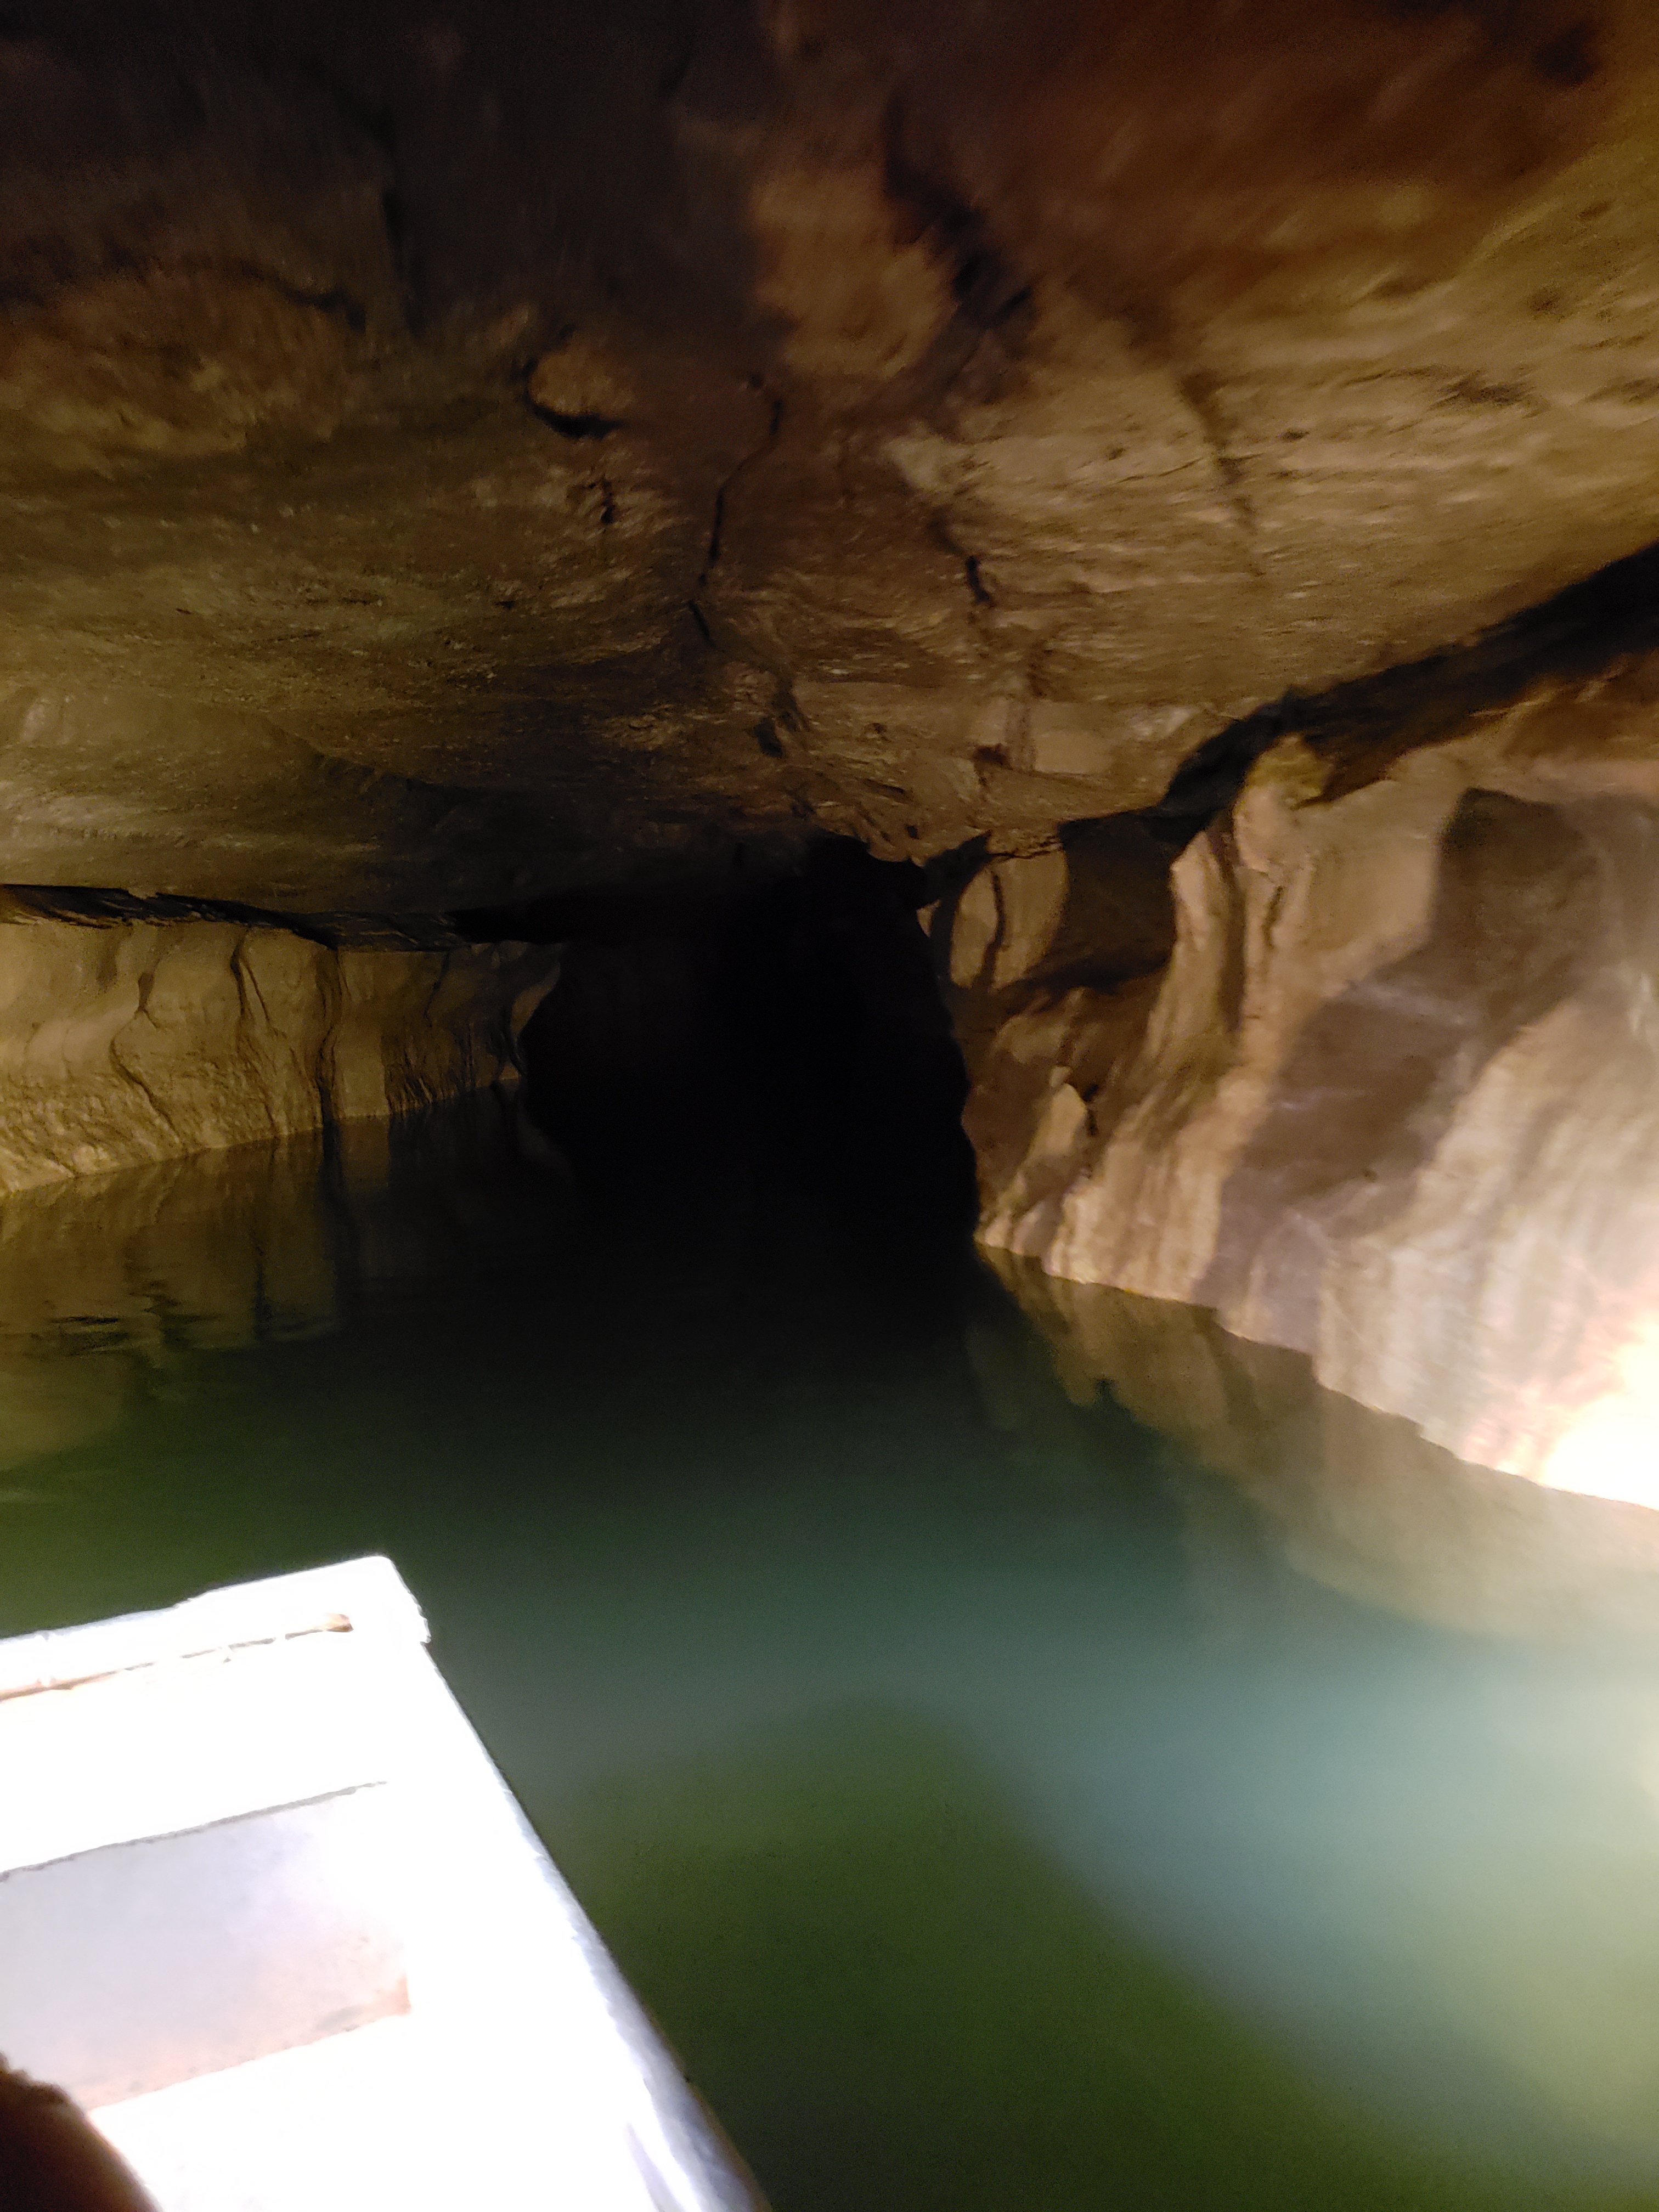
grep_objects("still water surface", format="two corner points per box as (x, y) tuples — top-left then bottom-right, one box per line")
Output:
(4, 1104), (1659, 2212)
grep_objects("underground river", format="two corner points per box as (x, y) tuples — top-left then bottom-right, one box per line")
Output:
(5, 1102), (1659, 2212)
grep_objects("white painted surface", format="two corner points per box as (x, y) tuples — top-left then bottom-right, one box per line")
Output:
(0, 1558), (764, 2212)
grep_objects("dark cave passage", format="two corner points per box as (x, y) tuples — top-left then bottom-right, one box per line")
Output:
(461, 839), (980, 1261)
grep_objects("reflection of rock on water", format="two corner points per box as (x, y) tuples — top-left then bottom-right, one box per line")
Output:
(0, 1356), (131, 1477)
(0, 1098), (565, 1476)
(990, 1254), (1659, 1640)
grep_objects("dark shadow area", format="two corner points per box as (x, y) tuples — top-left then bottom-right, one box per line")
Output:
(9, 0), (778, 338)
(0, 1097), (997, 1646)
(463, 840), (979, 1274)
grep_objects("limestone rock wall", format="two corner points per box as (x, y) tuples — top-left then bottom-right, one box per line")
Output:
(956, 676), (1659, 1479)
(0, 902), (558, 1197)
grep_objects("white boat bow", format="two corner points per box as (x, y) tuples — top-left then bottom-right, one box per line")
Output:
(0, 1557), (768, 2212)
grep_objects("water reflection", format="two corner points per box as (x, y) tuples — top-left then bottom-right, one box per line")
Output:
(991, 1253), (1659, 1643)
(986, 1256), (1659, 2186)
(8, 1128), (1659, 2207)
(0, 1097), (564, 1472)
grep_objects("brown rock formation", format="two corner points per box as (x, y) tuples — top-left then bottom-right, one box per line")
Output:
(0, 893), (557, 1195)
(960, 659), (1659, 1482)
(3, 2), (1659, 901)
(7, 0), (1659, 1487)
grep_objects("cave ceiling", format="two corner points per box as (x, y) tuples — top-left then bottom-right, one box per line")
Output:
(4, 0), (1659, 911)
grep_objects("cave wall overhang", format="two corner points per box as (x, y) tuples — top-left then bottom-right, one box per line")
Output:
(3, 1), (1659, 905)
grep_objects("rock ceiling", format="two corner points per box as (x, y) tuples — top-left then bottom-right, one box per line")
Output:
(4, 0), (1659, 910)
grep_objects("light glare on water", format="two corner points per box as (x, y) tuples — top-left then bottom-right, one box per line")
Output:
(4, 1104), (1659, 2211)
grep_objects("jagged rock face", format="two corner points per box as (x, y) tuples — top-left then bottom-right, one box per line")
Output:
(954, 667), (1659, 1481)
(4, 1), (1659, 902)
(0, 898), (557, 1195)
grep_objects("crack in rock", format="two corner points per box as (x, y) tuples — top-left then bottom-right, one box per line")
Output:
(687, 388), (784, 645)
(1176, 369), (1260, 561)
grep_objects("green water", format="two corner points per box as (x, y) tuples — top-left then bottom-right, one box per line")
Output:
(5, 1103), (1659, 2212)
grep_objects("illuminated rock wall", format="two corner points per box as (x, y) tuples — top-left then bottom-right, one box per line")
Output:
(0, 902), (558, 1198)
(956, 686), (1659, 1480)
